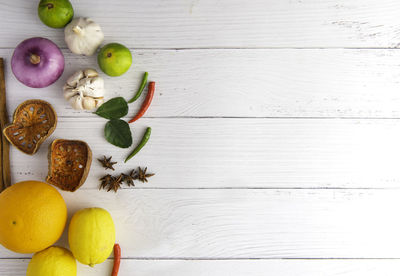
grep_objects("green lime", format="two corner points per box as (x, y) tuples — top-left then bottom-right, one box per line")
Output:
(98, 43), (132, 77)
(38, 0), (74, 28)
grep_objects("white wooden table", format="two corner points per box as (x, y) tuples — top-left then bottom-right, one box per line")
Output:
(1, 0), (400, 275)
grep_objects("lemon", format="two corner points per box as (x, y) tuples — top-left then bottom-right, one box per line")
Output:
(27, 246), (77, 276)
(97, 43), (132, 76)
(0, 181), (67, 253)
(68, 207), (115, 267)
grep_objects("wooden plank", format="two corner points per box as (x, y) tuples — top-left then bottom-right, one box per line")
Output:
(9, 118), (400, 188)
(1, 0), (400, 48)
(2, 259), (400, 276)
(1, 189), (400, 258)
(2, 48), (400, 118)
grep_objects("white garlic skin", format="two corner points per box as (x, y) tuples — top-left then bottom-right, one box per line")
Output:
(64, 18), (104, 56)
(63, 68), (105, 111)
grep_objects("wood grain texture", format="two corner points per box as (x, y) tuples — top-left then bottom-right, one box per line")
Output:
(0, 58), (10, 191)
(1, 189), (400, 258)
(2, 259), (400, 276)
(9, 117), (400, 188)
(1, 0), (400, 48)
(2, 48), (400, 118)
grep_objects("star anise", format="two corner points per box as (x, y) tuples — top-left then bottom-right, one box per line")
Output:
(137, 167), (155, 183)
(99, 174), (113, 190)
(108, 174), (124, 192)
(99, 167), (154, 192)
(99, 174), (124, 192)
(98, 156), (117, 170)
(121, 170), (137, 187)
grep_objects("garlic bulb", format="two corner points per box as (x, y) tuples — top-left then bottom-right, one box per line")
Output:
(64, 18), (104, 56)
(63, 69), (105, 110)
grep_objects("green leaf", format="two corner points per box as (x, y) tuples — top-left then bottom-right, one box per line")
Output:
(95, 97), (128, 119)
(104, 119), (133, 148)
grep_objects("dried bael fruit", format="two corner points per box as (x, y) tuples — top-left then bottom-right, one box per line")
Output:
(47, 139), (92, 192)
(3, 99), (57, 155)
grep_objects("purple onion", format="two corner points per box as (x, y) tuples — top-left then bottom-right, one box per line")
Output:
(11, 37), (64, 88)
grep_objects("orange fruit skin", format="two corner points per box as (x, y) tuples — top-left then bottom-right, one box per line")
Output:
(0, 180), (67, 253)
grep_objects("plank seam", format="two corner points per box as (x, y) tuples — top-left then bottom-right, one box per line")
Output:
(10, 116), (400, 120)
(2, 257), (400, 260)
(60, 187), (400, 191)
(2, 47), (400, 50)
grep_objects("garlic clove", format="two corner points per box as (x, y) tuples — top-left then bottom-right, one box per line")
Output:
(66, 70), (84, 87)
(63, 88), (79, 101)
(76, 77), (105, 98)
(69, 95), (84, 110)
(63, 83), (71, 92)
(89, 77), (105, 95)
(83, 68), (99, 78)
(82, 97), (96, 110)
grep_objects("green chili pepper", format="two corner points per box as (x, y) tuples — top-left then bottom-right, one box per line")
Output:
(128, 72), (148, 103)
(125, 127), (152, 162)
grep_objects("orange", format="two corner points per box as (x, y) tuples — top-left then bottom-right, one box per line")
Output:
(0, 180), (67, 253)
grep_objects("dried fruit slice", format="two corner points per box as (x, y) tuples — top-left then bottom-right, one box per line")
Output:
(47, 139), (92, 192)
(3, 99), (57, 155)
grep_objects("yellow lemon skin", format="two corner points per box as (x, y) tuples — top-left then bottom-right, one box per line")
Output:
(0, 181), (67, 253)
(68, 207), (115, 267)
(27, 246), (77, 276)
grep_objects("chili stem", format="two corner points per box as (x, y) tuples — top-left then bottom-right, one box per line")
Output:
(128, 72), (148, 103)
(111, 244), (121, 276)
(128, 82), (155, 123)
(125, 127), (152, 163)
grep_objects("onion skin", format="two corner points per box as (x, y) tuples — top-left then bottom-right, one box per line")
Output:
(11, 37), (64, 88)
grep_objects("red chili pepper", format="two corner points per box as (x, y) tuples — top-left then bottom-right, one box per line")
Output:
(111, 243), (121, 276)
(129, 81), (155, 123)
